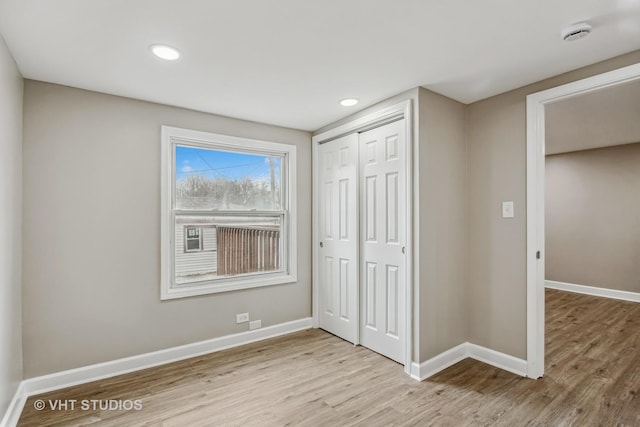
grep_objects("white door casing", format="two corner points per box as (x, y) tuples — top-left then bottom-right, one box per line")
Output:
(317, 133), (359, 343)
(358, 120), (406, 363)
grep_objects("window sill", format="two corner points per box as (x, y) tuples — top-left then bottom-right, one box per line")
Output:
(160, 274), (297, 300)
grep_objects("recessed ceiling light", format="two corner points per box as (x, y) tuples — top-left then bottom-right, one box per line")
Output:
(150, 44), (181, 60)
(340, 98), (359, 107)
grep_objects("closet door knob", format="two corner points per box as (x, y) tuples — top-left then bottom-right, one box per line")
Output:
(320, 241), (324, 248)
(401, 246), (405, 254)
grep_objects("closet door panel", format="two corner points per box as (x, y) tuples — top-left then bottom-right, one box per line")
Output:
(359, 120), (406, 363)
(317, 134), (358, 343)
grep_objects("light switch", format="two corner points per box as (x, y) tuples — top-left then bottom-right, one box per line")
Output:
(502, 201), (514, 219)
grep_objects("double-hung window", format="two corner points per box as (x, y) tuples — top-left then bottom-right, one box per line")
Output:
(161, 126), (297, 299)
(184, 226), (202, 252)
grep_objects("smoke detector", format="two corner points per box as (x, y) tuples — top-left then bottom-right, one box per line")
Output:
(562, 22), (592, 42)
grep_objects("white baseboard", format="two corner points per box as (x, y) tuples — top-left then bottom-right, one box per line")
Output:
(0, 317), (313, 427)
(411, 342), (528, 381)
(545, 280), (640, 303)
(466, 343), (528, 377)
(0, 383), (26, 427)
(410, 343), (468, 381)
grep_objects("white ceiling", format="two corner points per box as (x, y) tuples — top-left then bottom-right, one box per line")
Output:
(1, 0), (639, 131)
(546, 77), (640, 155)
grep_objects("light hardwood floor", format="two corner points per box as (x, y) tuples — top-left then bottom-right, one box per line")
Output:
(18, 289), (640, 426)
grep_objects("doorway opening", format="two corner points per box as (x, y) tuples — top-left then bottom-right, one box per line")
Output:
(526, 62), (640, 378)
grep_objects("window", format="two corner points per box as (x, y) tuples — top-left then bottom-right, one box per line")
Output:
(161, 126), (297, 299)
(184, 226), (202, 252)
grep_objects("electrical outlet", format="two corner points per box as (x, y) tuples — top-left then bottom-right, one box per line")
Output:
(249, 320), (262, 330)
(236, 313), (249, 323)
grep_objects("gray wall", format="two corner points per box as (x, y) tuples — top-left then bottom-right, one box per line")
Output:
(417, 89), (468, 361)
(22, 80), (312, 377)
(545, 79), (640, 155)
(314, 87), (468, 363)
(467, 49), (640, 359)
(0, 34), (23, 417)
(546, 143), (640, 293)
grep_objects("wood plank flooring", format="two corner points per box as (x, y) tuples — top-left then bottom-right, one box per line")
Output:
(18, 289), (640, 426)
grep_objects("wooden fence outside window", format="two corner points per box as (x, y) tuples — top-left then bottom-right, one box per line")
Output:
(216, 226), (280, 276)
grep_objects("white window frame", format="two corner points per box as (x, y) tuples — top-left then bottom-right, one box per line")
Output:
(161, 126), (297, 300)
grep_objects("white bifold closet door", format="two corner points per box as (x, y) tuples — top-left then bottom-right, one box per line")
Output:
(317, 120), (406, 364)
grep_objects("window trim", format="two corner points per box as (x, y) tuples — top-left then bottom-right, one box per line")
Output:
(161, 126), (297, 300)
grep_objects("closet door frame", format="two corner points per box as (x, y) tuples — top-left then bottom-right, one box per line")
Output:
(312, 100), (414, 376)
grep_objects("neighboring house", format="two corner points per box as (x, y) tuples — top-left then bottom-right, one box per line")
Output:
(174, 216), (281, 284)
(174, 218), (217, 283)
